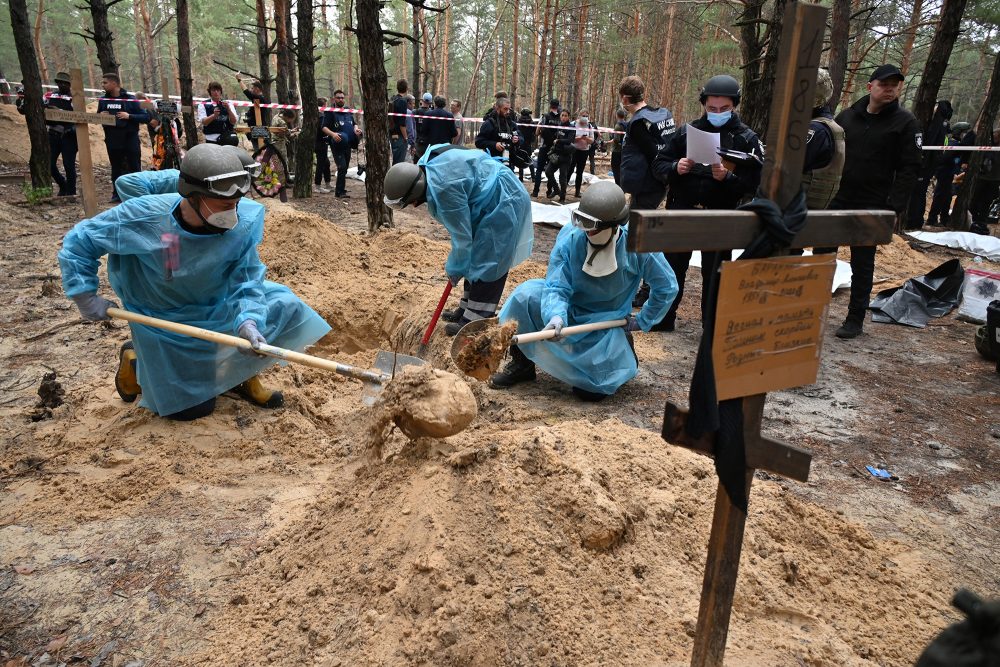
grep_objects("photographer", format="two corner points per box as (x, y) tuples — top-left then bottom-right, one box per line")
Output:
(195, 81), (238, 146)
(475, 92), (523, 163)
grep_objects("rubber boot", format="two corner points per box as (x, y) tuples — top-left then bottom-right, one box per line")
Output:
(490, 346), (536, 388)
(234, 376), (284, 408)
(441, 307), (464, 323)
(115, 341), (141, 403)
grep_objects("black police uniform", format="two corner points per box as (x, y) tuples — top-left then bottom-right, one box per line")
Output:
(43, 90), (78, 196)
(516, 112), (537, 181)
(544, 123), (576, 202)
(620, 105), (675, 209)
(822, 94), (921, 328)
(532, 109), (562, 195)
(650, 112), (763, 329)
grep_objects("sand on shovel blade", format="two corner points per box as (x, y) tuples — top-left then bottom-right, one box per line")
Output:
(454, 320), (519, 381)
(368, 365), (477, 455)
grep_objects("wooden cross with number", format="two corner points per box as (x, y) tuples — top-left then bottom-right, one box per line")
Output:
(627, 3), (896, 666)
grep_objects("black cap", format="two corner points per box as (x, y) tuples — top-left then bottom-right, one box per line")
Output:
(549, 98), (560, 108)
(870, 64), (904, 82)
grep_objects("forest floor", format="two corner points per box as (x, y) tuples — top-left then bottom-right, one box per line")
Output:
(1, 104), (998, 666)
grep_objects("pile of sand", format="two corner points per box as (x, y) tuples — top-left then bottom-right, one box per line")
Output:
(199, 418), (953, 666)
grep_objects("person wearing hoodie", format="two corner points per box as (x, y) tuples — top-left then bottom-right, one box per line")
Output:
(906, 100), (952, 230)
(819, 64), (921, 339)
(650, 74), (763, 331)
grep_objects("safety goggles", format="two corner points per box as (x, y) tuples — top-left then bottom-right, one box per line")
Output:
(382, 171), (421, 210)
(184, 170), (251, 198)
(571, 206), (629, 232)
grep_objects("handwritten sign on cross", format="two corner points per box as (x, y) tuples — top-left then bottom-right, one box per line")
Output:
(627, 3), (896, 666)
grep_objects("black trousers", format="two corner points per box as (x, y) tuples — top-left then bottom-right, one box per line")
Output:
(49, 131), (78, 195)
(589, 151), (596, 175)
(927, 172), (954, 226)
(545, 154), (572, 198)
(107, 143), (141, 199)
(611, 152), (622, 186)
(906, 174), (932, 229)
(333, 149), (349, 195)
(315, 144), (331, 185)
(631, 188), (666, 210)
(572, 150), (589, 192)
(455, 273), (509, 323)
(658, 250), (723, 328)
(816, 245), (876, 324)
(533, 144), (552, 191)
(971, 179), (1000, 224)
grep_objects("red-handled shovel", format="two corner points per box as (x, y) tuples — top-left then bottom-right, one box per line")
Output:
(418, 282), (453, 355)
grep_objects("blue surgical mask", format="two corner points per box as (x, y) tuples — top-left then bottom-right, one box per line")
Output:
(706, 111), (732, 128)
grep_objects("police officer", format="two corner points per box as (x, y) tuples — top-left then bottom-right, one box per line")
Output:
(516, 107), (537, 182)
(618, 75), (675, 209)
(650, 74), (763, 331)
(802, 68), (844, 210)
(98, 73), (150, 203)
(927, 121), (975, 227)
(907, 100), (952, 229)
(322, 89), (356, 198)
(821, 64), (921, 339)
(45, 72), (78, 197)
(532, 98), (562, 198)
(544, 109), (577, 204)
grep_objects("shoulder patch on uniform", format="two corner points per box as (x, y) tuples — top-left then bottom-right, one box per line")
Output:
(915, 132), (923, 148)
(806, 128), (816, 144)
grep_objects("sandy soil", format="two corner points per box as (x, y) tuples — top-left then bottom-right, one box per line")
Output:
(1, 111), (998, 666)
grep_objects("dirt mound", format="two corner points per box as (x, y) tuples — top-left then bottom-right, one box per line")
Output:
(0, 102), (152, 170)
(201, 418), (953, 667)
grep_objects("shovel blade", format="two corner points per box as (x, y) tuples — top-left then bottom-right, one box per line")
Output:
(361, 350), (427, 406)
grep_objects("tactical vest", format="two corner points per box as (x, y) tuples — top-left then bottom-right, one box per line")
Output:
(802, 116), (845, 210)
(202, 101), (232, 136)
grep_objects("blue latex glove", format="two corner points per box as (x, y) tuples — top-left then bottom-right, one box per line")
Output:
(71, 293), (119, 321)
(625, 315), (641, 332)
(237, 319), (267, 356)
(543, 315), (564, 340)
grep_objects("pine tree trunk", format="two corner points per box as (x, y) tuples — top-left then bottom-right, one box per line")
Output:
(34, 0), (48, 84)
(826, 0), (850, 108)
(739, 0), (786, 136)
(951, 53), (1000, 229)
(510, 0), (519, 103)
(274, 0), (291, 103)
(412, 6), (421, 93)
(139, 0), (158, 94)
(532, 0), (550, 113)
(9, 0), (51, 188)
(441, 5), (450, 97)
(355, 0), (393, 231)
(132, 0), (150, 92)
(293, 0), (318, 198)
(175, 0), (199, 149)
(255, 0), (273, 100)
(88, 0), (119, 75)
(661, 2), (676, 105)
(900, 0), (924, 75)
(285, 6), (298, 99)
(911, 0), (969, 129)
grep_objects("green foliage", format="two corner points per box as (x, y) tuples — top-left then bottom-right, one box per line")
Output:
(21, 182), (53, 204)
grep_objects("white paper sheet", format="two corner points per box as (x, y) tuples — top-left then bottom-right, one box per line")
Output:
(686, 124), (721, 165)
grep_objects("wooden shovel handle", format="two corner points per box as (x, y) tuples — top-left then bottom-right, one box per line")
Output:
(513, 318), (628, 344)
(106, 307), (390, 385)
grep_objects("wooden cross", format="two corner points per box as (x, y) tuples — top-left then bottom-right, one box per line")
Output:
(626, 3), (896, 666)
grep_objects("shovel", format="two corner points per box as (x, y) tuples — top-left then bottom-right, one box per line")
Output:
(107, 308), (424, 405)
(450, 317), (628, 380)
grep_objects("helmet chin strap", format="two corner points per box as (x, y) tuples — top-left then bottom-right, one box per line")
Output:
(585, 227), (616, 267)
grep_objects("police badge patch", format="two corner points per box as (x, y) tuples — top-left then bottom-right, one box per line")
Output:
(915, 132), (923, 148)
(806, 128), (816, 143)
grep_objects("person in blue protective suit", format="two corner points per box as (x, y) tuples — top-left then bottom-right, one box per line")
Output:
(490, 181), (678, 401)
(382, 145), (534, 336)
(114, 147), (259, 201)
(58, 144), (331, 421)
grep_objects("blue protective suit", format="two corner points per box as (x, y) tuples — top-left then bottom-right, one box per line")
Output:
(58, 194), (331, 416)
(115, 169), (180, 201)
(417, 145), (533, 282)
(499, 224), (677, 395)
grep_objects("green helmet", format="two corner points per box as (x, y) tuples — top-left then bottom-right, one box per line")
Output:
(952, 121), (972, 135)
(178, 144), (251, 199)
(223, 145), (262, 178)
(572, 181), (629, 231)
(382, 162), (426, 210)
(814, 68), (833, 108)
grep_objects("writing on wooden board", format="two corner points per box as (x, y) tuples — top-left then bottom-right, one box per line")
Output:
(712, 254), (836, 400)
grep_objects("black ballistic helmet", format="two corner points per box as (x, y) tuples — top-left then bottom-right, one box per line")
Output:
(699, 75), (741, 107)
